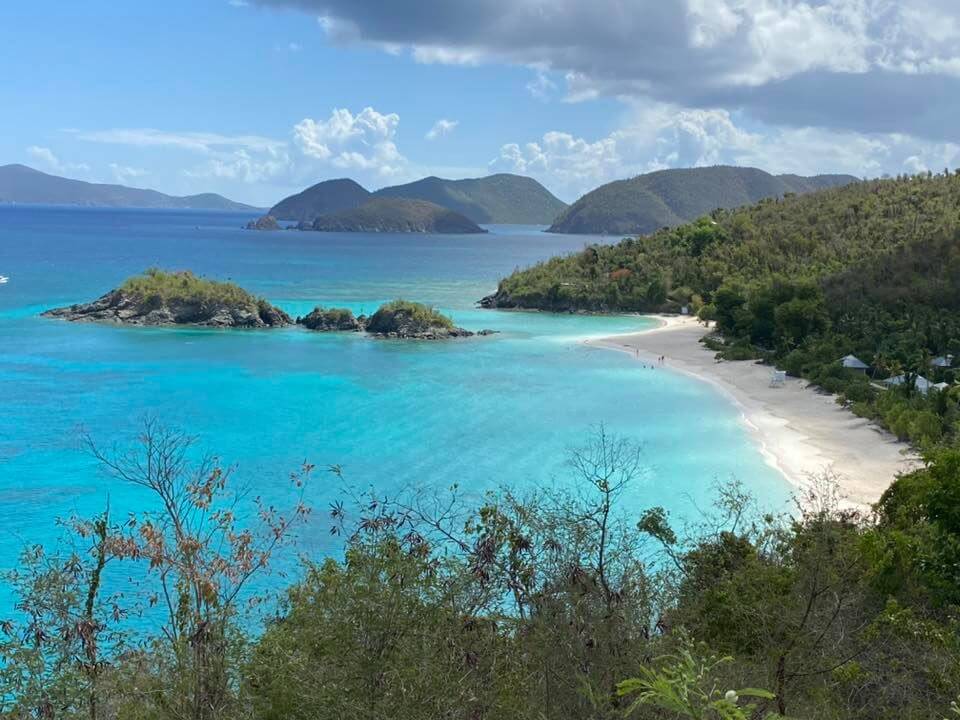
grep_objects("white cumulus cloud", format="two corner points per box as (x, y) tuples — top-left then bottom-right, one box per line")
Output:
(108, 163), (149, 184)
(425, 118), (458, 140)
(26, 146), (91, 177)
(492, 101), (960, 201)
(255, 0), (960, 142)
(293, 107), (406, 176)
(526, 69), (557, 101)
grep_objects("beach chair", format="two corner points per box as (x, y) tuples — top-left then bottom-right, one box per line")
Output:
(770, 370), (786, 388)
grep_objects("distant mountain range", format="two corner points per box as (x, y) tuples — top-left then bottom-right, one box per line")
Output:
(4, 161), (861, 236)
(547, 166), (860, 235)
(0, 164), (258, 211)
(267, 173), (567, 226)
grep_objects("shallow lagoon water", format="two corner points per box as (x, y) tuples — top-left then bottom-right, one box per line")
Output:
(0, 206), (791, 602)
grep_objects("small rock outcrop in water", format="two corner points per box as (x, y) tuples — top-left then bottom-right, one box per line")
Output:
(245, 215), (280, 231)
(297, 306), (363, 332)
(297, 301), (489, 339)
(365, 300), (473, 339)
(41, 269), (292, 328)
(477, 289), (534, 311)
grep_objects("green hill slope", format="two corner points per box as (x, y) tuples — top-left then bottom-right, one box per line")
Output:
(488, 172), (957, 314)
(548, 166), (858, 235)
(489, 170), (960, 449)
(268, 178), (371, 223)
(374, 173), (567, 224)
(307, 198), (486, 234)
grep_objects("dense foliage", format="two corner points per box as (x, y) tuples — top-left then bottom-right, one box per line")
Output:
(546, 165), (856, 235)
(493, 170), (960, 448)
(5, 424), (960, 719)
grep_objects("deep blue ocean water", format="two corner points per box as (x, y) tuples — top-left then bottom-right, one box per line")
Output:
(0, 205), (791, 614)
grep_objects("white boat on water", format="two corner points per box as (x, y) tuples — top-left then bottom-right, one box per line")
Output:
(0, 276), (8, 284)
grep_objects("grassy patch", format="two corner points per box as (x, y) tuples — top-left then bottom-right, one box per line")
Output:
(120, 268), (261, 312)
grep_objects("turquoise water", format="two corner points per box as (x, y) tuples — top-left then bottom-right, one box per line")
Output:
(0, 206), (791, 594)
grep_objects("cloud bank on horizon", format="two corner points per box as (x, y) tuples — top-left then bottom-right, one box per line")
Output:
(253, 0), (960, 140)
(14, 0), (960, 204)
(241, 0), (960, 200)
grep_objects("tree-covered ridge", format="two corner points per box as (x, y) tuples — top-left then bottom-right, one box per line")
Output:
(547, 165), (858, 235)
(491, 171), (960, 313)
(488, 171), (960, 449)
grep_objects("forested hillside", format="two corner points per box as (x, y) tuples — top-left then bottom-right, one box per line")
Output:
(488, 171), (960, 449)
(491, 172), (958, 312)
(546, 165), (857, 235)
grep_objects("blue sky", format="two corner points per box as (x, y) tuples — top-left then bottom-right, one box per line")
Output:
(3, 0), (959, 205)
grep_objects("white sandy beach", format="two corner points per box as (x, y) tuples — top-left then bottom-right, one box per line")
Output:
(594, 316), (919, 507)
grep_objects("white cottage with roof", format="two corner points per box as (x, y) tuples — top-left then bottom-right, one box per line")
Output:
(840, 354), (869, 373)
(883, 374), (934, 395)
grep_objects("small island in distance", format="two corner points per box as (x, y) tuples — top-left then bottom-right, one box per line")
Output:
(42, 270), (484, 339)
(41, 269), (293, 328)
(306, 198), (485, 234)
(245, 173), (567, 233)
(248, 197), (486, 234)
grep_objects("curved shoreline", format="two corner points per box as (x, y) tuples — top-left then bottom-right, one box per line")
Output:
(592, 315), (919, 507)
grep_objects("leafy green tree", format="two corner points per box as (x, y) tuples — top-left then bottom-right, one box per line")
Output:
(618, 643), (777, 720)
